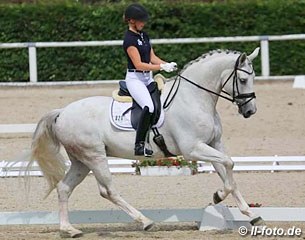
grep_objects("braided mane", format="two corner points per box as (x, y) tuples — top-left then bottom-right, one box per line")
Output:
(179, 49), (241, 73)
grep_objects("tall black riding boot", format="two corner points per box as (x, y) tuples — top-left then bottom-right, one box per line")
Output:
(134, 106), (153, 156)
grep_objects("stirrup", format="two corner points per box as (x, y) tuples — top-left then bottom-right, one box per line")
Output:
(144, 147), (153, 157)
(134, 142), (153, 157)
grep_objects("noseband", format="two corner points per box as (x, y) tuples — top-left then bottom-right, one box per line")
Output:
(163, 54), (256, 109)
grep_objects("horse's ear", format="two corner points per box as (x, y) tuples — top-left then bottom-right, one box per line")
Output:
(239, 53), (247, 65)
(248, 47), (260, 61)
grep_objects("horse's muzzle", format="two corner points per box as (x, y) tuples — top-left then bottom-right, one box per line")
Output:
(243, 109), (256, 118)
(239, 105), (257, 118)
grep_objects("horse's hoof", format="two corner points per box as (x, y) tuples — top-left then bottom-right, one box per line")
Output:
(143, 220), (155, 231)
(250, 216), (265, 226)
(60, 228), (83, 238)
(213, 191), (223, 204)
(71, 231), (83, 238)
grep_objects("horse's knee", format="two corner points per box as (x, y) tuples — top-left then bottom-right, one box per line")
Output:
(224, 158), (234, 169)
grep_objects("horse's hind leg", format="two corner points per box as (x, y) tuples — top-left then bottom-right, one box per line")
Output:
(57, 154), (90, 238)
(88, 156), (154, 231)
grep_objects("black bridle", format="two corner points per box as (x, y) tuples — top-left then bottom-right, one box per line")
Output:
(163, 54), (256, 109)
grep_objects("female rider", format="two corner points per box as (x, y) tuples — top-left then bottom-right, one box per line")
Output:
(123, 3), (177, 156)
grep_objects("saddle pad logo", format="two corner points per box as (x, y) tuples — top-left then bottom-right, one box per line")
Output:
(114, 114), (129, 124)
(109, 100), (165, 131)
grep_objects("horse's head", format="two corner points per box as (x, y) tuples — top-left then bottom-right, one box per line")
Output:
(222, 47), (260, 118)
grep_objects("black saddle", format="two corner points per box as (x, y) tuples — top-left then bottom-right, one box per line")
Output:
(118, 81), (162, 130)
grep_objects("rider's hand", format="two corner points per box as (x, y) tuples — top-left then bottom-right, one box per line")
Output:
(169, 62), (178, 71)
(160, 62), (177, 73)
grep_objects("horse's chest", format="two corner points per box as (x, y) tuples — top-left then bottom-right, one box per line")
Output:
(213, 124), (222, 139)
(201, 118), (222, 144)
(211, 118), (222, 142)
(193, 120), (219, 144)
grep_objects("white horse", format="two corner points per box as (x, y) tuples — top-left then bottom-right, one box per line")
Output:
(25, 47), (263, 237)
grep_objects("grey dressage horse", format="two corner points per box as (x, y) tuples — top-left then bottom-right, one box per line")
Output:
(25, 47), (263, 237)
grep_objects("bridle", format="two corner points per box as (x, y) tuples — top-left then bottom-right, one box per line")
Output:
(163, 54), (256, 109)
(221, 54), (256, 107)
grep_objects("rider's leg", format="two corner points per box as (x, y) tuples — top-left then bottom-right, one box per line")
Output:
(126, 73), (154, 113)
(126, 73), (154, 156)
(134, 106), (153, 156)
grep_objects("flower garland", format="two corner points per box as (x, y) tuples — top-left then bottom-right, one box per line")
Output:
(132, 156), (198, 175)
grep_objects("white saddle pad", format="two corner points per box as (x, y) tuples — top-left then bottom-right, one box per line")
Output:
(109, 100), (165, 131)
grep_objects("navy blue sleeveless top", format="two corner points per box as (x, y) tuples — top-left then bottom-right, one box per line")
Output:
(123, 30), (151, 69)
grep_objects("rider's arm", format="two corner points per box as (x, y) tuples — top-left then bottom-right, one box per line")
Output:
(150, 48), (166, 65)
(127, 46), (161, 71)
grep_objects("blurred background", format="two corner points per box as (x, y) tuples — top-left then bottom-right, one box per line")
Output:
(0, 0), (304, 82)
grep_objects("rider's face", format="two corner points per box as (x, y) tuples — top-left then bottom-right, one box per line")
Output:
(130, 19), (146, 32)
(135, 20), (145, 31)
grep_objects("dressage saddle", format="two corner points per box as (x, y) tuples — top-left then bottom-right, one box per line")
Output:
(118, 80), (162, 130)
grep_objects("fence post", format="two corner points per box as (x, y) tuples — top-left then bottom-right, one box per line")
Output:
(28, 44), (38, 82)
(260, 37), (270, 77)
(271, 155), (280, 173)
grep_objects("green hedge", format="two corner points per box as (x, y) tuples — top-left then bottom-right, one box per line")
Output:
(0, 0), (304, 81)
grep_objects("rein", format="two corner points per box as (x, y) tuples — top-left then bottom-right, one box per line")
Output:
(163, 54), (256, 110)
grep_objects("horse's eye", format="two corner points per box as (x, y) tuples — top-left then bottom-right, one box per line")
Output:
(240, 78), (247, 83)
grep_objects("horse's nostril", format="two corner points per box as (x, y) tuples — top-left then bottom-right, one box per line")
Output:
(244, 110), (252, 118)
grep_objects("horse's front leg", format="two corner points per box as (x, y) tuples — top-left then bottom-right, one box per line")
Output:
(210, 140), (265, 225)
(188, 141), (236, 202)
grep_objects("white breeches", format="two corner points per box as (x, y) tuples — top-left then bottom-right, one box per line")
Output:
(125, 71), (154, 113)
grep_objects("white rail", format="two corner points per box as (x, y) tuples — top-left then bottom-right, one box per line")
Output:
(0, 158), (134, 177)
(1, 34), (305, 82)
(1, 156), (305, 177)
(0, 124), (37, 134)
(1, 124), (305, 173)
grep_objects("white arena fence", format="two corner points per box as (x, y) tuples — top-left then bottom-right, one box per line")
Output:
(1, 123), (305, 176)
(1, 156), (305, 177)
(0, 33), (305, 84)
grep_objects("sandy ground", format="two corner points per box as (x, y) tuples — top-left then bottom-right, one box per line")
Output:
(1, 81), (305, 160)
(0, 173), (305, 239)
(0, 81), (305, 239)
(1, 222), (305, 240)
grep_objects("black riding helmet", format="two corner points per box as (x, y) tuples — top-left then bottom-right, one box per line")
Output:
(124, 3), (149, 22)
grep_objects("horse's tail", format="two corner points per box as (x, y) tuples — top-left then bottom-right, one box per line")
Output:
(26, 109), (66, 198)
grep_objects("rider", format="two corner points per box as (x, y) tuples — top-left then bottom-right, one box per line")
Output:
(123, 3), (177, 156)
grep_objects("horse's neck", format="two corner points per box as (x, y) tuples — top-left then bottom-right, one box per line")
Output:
(176, 56), (233, 108)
